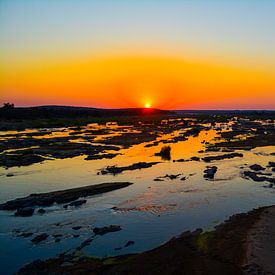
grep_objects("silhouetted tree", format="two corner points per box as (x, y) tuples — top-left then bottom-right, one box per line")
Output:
(2, 103), (14, 110)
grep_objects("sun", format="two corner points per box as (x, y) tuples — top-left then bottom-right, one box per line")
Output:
(145, 103), (151, 108)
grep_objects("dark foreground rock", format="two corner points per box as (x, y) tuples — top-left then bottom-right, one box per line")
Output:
(0, 182), (133, 211)
(243, 171), (275, 184)
(204, 166), (218, 179)
(93, 225), (122, 236)
(31, 233), (49, 244)
(100, 162), (159, 175)
(14, 207), (34, 217)
(249, 164), (265, 171)
(202, 152), (243, 162)
(18, 206), (275, 275)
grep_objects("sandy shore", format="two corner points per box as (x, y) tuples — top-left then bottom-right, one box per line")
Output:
(17, 205), (275, 274)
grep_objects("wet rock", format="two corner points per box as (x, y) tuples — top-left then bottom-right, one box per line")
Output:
(73, 234), (80, 238)
(14, 207), (34, 217)
(243, 171), (266, 182)
(100, 162), (159, 175)
(154, 174), (182, 181)
(190, 156), (200, 161)
(115, 247), (122, 251)
(202, 153), (243, 162)
(125, 240), (135, 247)
(37, 208), (46, 214)
(93, 225), (122, 236)
(153, 178), (164, 182)
(19, 232), (33, 238)
(154, 146), (171, 161)
(0, 182), (133, 210)
(6, 173), (14, 177)
(0, 153), (46, 168)
(203, 166), (218, 179)
(243, 171), (275, 184)
(72, 226), (82, 230)
(31, 233), (49, 244)
(64, 199), (87, 208)
(249, 164), (265, 171)
(55, 238), (61, 243)
(85, 153), (119, 160)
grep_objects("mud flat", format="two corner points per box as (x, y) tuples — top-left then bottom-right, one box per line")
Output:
(0, 182), (133, 211)
(17, 205), (275, 275)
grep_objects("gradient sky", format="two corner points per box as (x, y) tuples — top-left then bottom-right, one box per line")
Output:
(1, 0), (275, 109)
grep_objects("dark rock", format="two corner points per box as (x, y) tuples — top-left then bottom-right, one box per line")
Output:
(190, 156), (200, 161)
(93, 225), (122, 236)
(202, 153), (243, 162)
(154, 146), (171, 161)
(125, 241), (135, 247)
(19, 232), (33, 238)
(204, 166), (218, 179)
(38, 208), (46, 214)
(249, 164), (265, 171)
(14, 207), (34, 217)
(31, 233), (49, 244)
(72, 226), (82, 230)
(64, 199), (87, 208)
(268, 162), (275, 168)
(0, 182), (133, 210)
(243, 171), (266, 182)
(100, 162), (159, 175)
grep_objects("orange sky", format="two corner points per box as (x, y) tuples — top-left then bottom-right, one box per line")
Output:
(1, 55), (275, 109)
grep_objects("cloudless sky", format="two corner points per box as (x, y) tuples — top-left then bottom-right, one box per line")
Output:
(1, 0), (275, 109)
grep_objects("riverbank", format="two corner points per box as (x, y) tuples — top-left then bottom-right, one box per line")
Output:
(18, 205), (275, 274)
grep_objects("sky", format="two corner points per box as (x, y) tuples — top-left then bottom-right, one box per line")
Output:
(1, 0), (275, 110)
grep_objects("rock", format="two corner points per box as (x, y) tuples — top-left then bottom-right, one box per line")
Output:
(55, 238), (61, 243)
(180, 177), (187, 181)
(31, 233), (49, 244)
(6, 173), (14, 177)
(14, 207), (34, 217)
(100, 162), (159, 175)
(249, 164), (265, 171)
(154, 178), (164, 182)
(19, 232), (33, 238)
(37, 208), (46, 214)
(154, 146), (171, 161)
(125, 240), (135, 247)
(72, 226), (82, 230)
(203, 166), (218, 179)
(243, 171), (266, 182)
(93, 225), (122, 236)
(64, 199), (87, 208)
(0, 182), (133, 210)
(115, 247), (122, 251)
(268, 162), (275, 168)
(202, 153), (243, 162)
(190, 156), (200, 161)
(73, 234), (80, 238)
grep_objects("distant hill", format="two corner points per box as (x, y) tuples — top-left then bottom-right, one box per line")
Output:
(0, 105), (174, 120)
